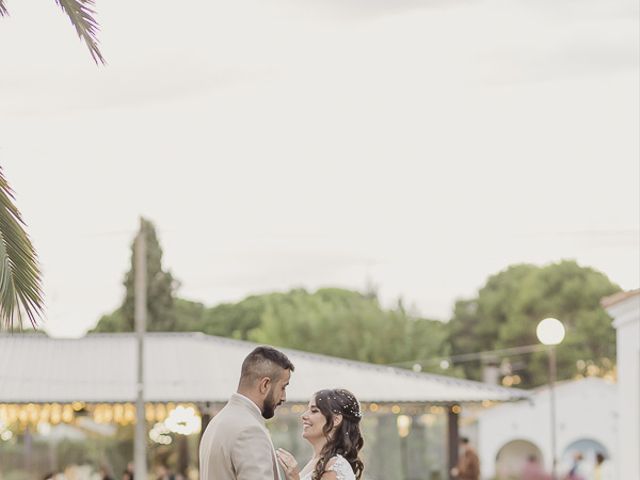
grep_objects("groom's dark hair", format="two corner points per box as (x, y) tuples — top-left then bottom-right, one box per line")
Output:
(239, 346), (295, 387)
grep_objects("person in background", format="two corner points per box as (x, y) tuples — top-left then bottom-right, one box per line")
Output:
(521, 454), (550, 480)
(593, 452), (613, 480)
(99, 465), (115, 480)
(451, 437), (480, 480)
(564, 452), (586, 480)
(155, 465), (176, 480)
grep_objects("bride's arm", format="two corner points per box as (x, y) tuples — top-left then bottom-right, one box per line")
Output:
(319, 458), (338, 480)
(321, 457), (353, 480)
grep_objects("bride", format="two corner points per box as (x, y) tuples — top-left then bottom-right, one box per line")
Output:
(276, 388), (365, 480)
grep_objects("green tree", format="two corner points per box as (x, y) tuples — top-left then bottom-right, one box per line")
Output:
(199, 295), (267, 340)
(90, 231), (451, 372)
(447, 264), (537, 381)
(203, 287), (451, 369)
(0, 167), (44, 330)
(173, 297), (208, 332)
(448, 260), (620, 388)
(91, 219), (178, 332)
(0, 0), (104, 64)
(91, 308), (128, 333)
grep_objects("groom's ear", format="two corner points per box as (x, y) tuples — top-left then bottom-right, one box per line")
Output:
(258, 376), (272, 394)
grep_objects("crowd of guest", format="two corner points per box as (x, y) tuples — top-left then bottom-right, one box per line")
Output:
(41, 462), (190, 480)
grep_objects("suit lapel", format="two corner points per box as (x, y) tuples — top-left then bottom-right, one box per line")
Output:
(229, 394), (282, 480)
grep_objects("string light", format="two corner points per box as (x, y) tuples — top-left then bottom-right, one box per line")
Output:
(149, 422), (172, 445)
(124, 403), (136, 423)
(419, 414), (436, 426)
(51, 404), (62, 425)
(396, 415), (412, 438)
(145, 404), (156, 422)
(0, 400), (460, 433)
(164, 405), (201, 435)
(155, 404), (167, 422)
(40, 404), (51, 423)
(389, 343), (547, 368)
(114, 404), (124, 424)
(62, 405), (74, 423)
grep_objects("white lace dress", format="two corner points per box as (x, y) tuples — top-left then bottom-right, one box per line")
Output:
(300, 455), (355, 480)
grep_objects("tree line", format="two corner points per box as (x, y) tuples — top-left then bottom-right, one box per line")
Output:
(90, 219), (620, 389)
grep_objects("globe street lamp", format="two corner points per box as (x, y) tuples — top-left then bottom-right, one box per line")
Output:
(536, 318), (565, 479)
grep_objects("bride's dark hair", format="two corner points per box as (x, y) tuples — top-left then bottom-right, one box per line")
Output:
(312, 388), (364, 480)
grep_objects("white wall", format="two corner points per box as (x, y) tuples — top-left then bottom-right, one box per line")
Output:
(607, 293), (640, 480)
(476, 378), (617, 479)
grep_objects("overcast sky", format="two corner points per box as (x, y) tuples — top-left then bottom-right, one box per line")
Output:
(1, 0), (638, 338)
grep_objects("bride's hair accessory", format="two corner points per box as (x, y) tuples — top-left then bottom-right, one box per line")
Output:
(316, 389), (362, 420)
(337, 390), (362, 419)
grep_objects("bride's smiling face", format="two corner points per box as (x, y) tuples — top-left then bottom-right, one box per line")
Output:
(300, 397), (326, 441)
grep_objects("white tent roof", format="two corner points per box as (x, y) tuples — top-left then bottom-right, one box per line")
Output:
(0, 332), (528, 404)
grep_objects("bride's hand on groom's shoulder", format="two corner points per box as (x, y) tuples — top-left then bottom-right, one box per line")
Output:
(276, 448), (300, 480)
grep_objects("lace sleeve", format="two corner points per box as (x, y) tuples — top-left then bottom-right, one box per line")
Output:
(327, 456), (356, 480)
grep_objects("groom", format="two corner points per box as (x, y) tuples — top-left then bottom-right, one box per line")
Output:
(199, 346), (295, 480)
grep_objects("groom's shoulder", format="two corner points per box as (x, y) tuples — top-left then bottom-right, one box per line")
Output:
(204, 406), (269, 451)
(211, 401), (264, 431)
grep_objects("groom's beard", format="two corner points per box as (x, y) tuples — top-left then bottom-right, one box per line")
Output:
(262, 390), (281, 419)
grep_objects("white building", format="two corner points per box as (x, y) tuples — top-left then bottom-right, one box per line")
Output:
(475, 377), (617, 479)
(0, 332), (529, 480)
(0, 332), (528, 404)
(603, 290), (640, 480)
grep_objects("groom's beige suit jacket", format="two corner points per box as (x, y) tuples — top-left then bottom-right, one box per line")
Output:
(199, 393), (280, 480)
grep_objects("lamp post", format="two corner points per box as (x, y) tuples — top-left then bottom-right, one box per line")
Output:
(536, 318), (565, 480)
(134, 219), (148, 480)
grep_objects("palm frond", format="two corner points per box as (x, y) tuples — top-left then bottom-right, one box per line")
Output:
(0, 0), (9, 17)
(0, 168), (44, 330)
(55, 0), (104, 65)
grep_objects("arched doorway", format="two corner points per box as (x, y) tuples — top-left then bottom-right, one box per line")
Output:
(559, 438), (609, 479)
(495, 439), (544, 480)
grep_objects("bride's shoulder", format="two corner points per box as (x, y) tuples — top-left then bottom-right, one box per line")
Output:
(326, 455), (356, 480)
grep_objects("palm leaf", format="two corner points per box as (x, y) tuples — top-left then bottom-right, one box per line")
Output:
(55, 0), (104, 65)
(0, 0), (104, 64)
(0, 168), (44, 329)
